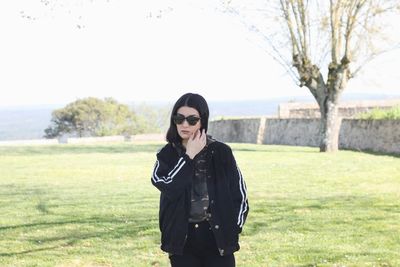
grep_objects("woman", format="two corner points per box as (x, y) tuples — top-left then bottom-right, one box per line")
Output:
(151, 93), (249, 267)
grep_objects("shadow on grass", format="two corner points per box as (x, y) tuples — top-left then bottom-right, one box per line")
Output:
(244, 194), (400, 237)
(340, 147), (400, 158)
(0, 215), (158, 257)
(0, 143), (164, 155)
(0, 245), (65, 257)
(0, 143), (320, 155)
(0, 215), (156, 231)
(229, 144), (319, 154)
(233, 147), (319, 153)
(233, 144), (400, 157)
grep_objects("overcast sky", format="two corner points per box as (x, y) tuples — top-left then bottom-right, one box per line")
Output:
(0, 0), (399, 108)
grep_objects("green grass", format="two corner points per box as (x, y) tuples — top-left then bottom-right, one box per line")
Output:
(358, 106), (400, 120)
(0, 142), (399, 267)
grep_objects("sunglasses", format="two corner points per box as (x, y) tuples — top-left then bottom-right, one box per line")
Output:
(173, 114), (201, 126)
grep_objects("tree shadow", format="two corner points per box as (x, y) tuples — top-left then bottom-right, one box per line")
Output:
(0, 215), (158, 257)
(231, 144), (319, 154)
(232, 144), (400, 157)
(0, 245), (65, 257)
(243, 194), (399, 237)
(0, 213), (158, 231)
(340, 147), (400, 158)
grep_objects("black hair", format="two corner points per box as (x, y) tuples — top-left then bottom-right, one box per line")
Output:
(166, 93), (209, 144)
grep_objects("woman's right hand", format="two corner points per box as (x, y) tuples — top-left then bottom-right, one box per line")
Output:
(185, 129), (206, 159)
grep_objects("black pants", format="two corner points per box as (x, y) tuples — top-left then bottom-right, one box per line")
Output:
(169, 221), (235, 267)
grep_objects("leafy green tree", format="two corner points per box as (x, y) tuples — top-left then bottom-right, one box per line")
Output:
(44, 97), (142, 138)
(132, 102), (171, 134)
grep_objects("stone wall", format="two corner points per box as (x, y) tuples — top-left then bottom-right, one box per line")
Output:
(208, 118), (262, 144)
(278, 99), (400, 118)
(262, 119), (320, 147)
(339, 119), (400, 154)
(0, 139), (59, 146)
(208, 118), (400, 154)
(60, 135), (126, 144)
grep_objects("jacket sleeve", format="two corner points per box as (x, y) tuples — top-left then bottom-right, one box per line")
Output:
(226, 147), (249, 233)
(151, 151), (194, 201)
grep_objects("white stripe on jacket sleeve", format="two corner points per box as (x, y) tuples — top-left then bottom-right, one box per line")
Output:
(236, 166), (248, 228)
(152, 157), (186, 184)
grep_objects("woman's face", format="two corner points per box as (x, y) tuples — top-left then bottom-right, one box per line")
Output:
(175, 106), (201, 141)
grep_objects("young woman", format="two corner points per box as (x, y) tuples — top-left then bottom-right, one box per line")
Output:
(151, 93), (249, 267)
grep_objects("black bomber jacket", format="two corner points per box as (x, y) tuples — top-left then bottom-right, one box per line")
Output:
(151, 140), (249, 256)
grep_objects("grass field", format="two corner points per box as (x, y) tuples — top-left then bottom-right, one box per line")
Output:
(0, 142), (399, 267)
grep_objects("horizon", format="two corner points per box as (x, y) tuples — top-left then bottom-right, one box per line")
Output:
(1, 91), (400, 110)
(1, 93), (399, 141)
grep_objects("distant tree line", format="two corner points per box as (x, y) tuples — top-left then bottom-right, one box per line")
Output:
(44, 97), (170, 139)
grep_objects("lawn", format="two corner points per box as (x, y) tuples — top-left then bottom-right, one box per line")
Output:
(0, 142), (399, 267)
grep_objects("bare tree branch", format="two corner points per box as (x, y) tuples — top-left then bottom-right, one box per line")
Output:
(290, 0), (306, 56)
(344, 0), (367, 62)
(329, 0), (342, 63)
(352, 42), (400, 77)
(298, 0), (310, 58)
(280, 0), (301, 56)
(223, 4), (299, 82)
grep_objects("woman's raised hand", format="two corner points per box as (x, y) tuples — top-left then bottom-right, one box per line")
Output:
(185, 129), (206, 159)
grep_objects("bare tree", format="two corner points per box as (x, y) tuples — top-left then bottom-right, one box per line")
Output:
(224, 0), (400, 152)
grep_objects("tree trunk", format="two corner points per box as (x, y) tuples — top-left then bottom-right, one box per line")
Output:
(300, 63), (346, 152)
(293, 54), (348, 152)
(319, 98), (342, 152)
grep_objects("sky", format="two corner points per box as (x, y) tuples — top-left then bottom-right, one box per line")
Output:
(0, 0), (399, 108)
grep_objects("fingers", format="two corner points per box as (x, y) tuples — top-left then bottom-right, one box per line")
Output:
(194, 129), (201, 140)
(189, 129), (206, 144)
(191, 130), (197, 141)
(188, 130), (199, 143)
(196, 129), (205, 142)
(185, 129), (206, 159)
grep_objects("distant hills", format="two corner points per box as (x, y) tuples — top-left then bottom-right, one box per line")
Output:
(0, 108), (55, 141)
(0, 93), (399, 141)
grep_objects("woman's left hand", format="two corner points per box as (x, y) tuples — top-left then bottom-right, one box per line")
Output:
(185, 129), (206, 159)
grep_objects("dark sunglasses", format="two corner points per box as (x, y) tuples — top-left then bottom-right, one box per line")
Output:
(173, 114), (201, 126)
